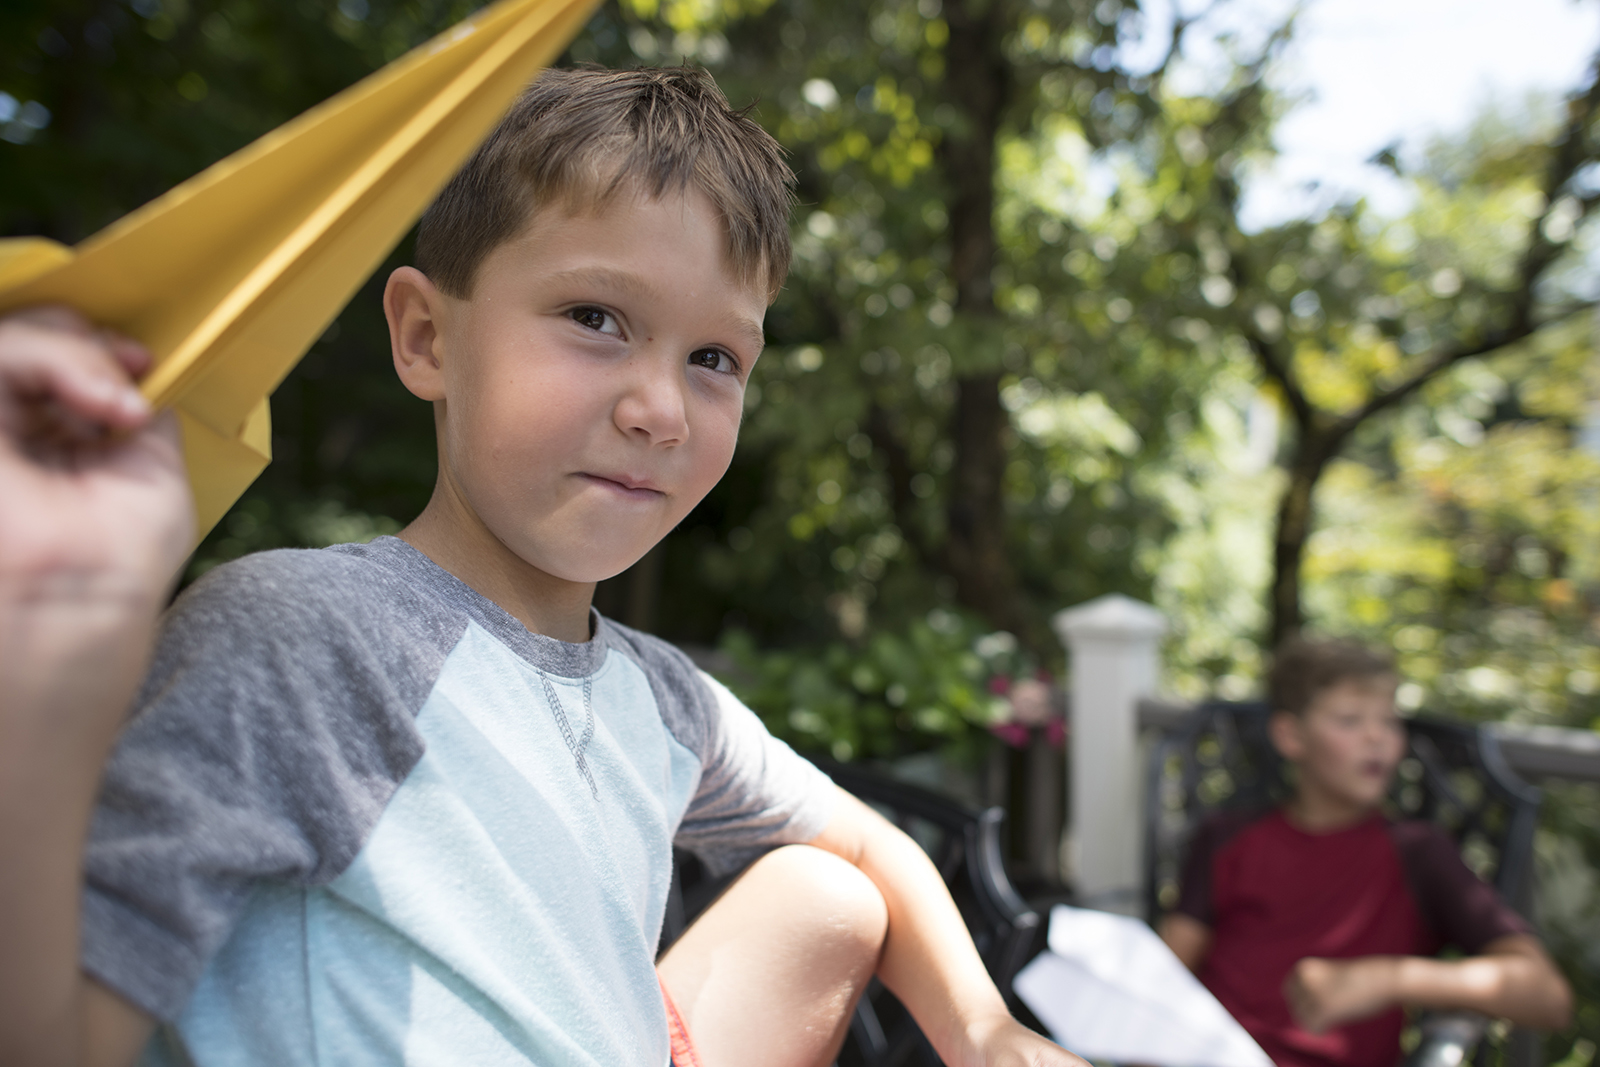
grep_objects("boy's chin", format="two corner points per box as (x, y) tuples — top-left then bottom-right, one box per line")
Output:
(538, 547), (656, 586)
(1329, 778), (1392, 812)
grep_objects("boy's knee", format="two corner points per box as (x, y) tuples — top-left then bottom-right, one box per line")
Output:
(750, 845), (889, 956)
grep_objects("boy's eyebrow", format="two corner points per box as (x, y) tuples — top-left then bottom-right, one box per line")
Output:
(548, 266), (656, 299)
(547, 266), (767, 354)
(727, 317), (768, 357)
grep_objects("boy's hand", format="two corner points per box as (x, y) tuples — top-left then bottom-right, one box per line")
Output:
(0, 305), (193, 605)
(0, 306), (188, 1067)
(810, 791), (1089, 1067)
(963, 1012), (1091, 1067)
(1288, 939), (1572, 1035)
(1283, 956), (1397, 1034)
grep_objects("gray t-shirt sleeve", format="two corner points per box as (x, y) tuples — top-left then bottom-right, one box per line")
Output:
(81, 549), (452, 1021)
(674, 671), (838, 874)
(602, 622), (837, 876)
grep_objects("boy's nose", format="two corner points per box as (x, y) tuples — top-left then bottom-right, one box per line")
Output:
(613, 353), (690, 445)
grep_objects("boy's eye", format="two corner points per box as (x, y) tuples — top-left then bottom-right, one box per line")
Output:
(570, 306), (621, 336)
(688, 348), (739, 375)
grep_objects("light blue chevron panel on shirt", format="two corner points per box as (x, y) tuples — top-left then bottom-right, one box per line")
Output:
(145, 622), (701, 1067)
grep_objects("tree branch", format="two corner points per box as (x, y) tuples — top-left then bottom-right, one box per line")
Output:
(1336, 50), (1600, 434)
(1244, 329), (1315, 430)
(1340, 302), (1600, 432)
(1210, 143), (1317, 432)
(1147, 0), (1224, 87)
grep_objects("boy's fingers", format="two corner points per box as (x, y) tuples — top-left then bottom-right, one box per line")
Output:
(6, 304), (98, 338)
(0, 313), (151, 432)
(104, 331), (155, 380)
(9, 305), (155, 378)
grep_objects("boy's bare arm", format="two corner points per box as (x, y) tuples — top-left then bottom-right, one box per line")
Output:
(809, 789), (1089, 1067)
(0, 308), (187, 1066)
(1156, 913), (1212, 973)
(1284, 935), (1573, 1034)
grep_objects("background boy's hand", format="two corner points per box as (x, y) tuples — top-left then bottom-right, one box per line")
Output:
(1283, 956), (1397, 1034)
(0, 305), (193, 604)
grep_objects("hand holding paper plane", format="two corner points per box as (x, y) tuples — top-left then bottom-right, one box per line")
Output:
(1016, 905), (1273, 1067)
(0, 0), (599, 543)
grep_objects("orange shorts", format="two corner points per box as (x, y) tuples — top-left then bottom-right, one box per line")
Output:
(658, 975), (702, 1067)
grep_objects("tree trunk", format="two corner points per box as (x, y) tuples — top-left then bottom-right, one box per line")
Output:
(946, 371), (1021, 622)
(940, 0), (1037, 645)
(1268, 434), (1337, 649)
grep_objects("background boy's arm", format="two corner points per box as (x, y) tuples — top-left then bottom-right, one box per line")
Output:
(1158, 909), (1572, 1036)
(1284, 935), (1573, 1034)
(1157, 913), (1212, 973)
(809, 788), (1089, 1067)
(0, 307), (186, 1066)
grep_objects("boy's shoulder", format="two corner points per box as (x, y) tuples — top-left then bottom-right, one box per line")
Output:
(593, 614), (752, 761)
(141, 538), (481, 735)
(1189, 805), (1276, 856)
(597, 614), (710, 701)
(1386, 818), (1532, 950)
(163, 536), (545, 672)
(1384, 816), (1458, 854)
(172, 536), (467, 629)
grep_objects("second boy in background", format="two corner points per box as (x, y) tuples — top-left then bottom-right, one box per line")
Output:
(1160, 637), (1571, 1067)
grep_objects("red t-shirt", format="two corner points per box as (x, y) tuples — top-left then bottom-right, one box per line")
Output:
(1175, 809), (1529, 1067)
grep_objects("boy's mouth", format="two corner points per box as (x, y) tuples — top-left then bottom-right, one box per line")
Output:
(580, 472), (665, 499)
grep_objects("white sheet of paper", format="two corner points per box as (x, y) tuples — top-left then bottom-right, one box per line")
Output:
(1014, 905), (1273, 1067)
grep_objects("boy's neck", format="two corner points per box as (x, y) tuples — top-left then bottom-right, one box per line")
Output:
(399, 489), (596, 644)
(1282, 786), (1379, 834)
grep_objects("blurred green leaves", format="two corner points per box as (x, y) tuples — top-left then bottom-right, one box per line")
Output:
(7, 0), (1600, 741)
(720, 608), (1024, 760)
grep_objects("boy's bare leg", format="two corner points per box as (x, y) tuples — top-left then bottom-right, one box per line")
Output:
(657, 844), (889, 1067)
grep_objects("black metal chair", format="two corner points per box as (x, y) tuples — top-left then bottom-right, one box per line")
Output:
(662, 759), (1040, 1067)
(1144, 701), (1544, 1067)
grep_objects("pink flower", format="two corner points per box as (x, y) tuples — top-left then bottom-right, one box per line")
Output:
(1045, 718), (1067, 749)
(1008, 678), (1053, 726)
(989, 722), (1032, 748)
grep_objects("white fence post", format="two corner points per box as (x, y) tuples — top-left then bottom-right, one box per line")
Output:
(1053, 594), (1167, 915)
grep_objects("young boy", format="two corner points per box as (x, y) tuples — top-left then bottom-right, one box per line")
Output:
(1, 68), (1083, 1067)
(1158, 637), (1572, 1067)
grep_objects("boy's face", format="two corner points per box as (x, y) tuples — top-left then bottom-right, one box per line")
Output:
(408, 188), (768, 585)
(1271, 675), (1405, 813)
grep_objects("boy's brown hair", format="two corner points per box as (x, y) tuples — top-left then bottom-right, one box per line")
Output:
(1268, 636), (1397, 716)
(415, 66), (794, 302)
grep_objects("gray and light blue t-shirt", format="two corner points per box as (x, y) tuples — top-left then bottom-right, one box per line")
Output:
(80, 536), (836, 1066)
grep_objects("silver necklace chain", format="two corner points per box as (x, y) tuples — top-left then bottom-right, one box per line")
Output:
(536, 668), (598, 799)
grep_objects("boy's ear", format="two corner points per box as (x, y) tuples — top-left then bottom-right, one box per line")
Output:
(385, 266), (448, 402)
(1268, 710), (1305, 763)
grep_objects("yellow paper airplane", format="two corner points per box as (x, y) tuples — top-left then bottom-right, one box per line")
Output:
(0, 0), (599, 541)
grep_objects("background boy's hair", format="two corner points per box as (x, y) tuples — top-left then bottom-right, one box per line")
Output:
(415, 66), (795, 301)
(1268, 636), (1397, 716)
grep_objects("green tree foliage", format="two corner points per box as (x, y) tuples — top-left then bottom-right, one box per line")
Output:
(12, 1), (1596, 742)
(6, 0), (1600, 1051)
(1221, 81), (1600, 647)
